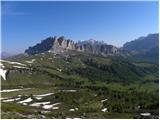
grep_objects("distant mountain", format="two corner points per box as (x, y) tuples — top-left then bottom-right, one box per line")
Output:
(123, 33), (159, 63)
(0, 52), (14, 59)
(24, 34), (159, 63)
(123, 33), (159, 52)
(25, 36), (118, 55)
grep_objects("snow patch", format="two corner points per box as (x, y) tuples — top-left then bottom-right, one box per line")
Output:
(52, 107), (59, 110)
(0, 97), (8, 100)
(69, 109), (75, 112)
(101, 99), (108, 103)
(1, 60), (26, 66)
(42, 102), (61, 109)
(13, 66), (29, 69)
(41, 111), (51, 113)
(34, 93), (54, 100)
(48, 50), (53, 53)
(2, 98), (20, 102)
(0, 88), (31, 93)
(140, 113), (151, 116)
(69, 108), (78, 112)
(18, 97), (33, 103)
(43, 104), (54, 109)
(1, 89), (22, 93)
(57, 68), (62, 72)
(0, 63), (5, 68)
(51, 102), (61, 106)
(22, 103), (27, 105)
(34, 93), (54, 97)
(25, 59), (36, 64)
(101, 108), (108, 112)
(30, 102), (50, 107)
(35, 97), (42, 100)
(0, 68), (7, 80)
(62, 90), (77, 92)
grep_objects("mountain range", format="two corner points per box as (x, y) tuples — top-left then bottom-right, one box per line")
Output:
(1, 33), (159, 119)
(25, 36), (118, 55)
(24, 33), (158, 63)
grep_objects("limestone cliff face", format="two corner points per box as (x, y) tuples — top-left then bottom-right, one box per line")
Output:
(76, 39), (118, 55)
(100, 45), (118, 54)
(51, 36), (76, 54)
(25, 36), (76, 55)
(25, 36), (118, 55)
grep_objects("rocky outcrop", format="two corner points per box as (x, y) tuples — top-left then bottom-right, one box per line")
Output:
(51, 36), (76, 54)
(76, 39), (118, 55)
(25, 36), (118, 55)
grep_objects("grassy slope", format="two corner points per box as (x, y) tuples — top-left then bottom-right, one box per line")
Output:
(1, 51), (159, 118)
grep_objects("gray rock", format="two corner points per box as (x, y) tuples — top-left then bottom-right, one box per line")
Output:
(25, 36), (118, 56)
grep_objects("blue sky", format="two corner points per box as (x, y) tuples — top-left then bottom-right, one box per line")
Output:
(2, 1), (158, 54)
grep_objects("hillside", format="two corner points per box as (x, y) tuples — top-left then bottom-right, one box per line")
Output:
(122, 33), (159, 63)
(123, 33), (158, 52)
(1, 49), (159, 119)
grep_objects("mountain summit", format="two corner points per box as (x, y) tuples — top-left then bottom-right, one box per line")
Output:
(25, 36), (118, 55)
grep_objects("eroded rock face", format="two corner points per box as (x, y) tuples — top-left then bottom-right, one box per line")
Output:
(100, 45), (118, 54)
(76, 39), (118, 55)
(25, 36), (118, 55)
(50, 36), (76, 54)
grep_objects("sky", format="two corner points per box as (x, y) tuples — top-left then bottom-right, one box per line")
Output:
(1, 1), (158, 54)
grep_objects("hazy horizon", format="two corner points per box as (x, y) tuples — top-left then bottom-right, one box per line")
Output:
(2, 1), (158, 54)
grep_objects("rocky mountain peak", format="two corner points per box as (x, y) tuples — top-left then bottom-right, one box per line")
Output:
(25, 36), (118, 55)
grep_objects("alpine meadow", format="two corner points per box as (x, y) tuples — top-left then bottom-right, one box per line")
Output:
(1, 1), (159, 119)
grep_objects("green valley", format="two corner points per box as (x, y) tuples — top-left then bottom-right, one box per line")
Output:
(1, 51), (158, 119)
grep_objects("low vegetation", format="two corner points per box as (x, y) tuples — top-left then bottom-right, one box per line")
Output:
(1, 51), (159, 118)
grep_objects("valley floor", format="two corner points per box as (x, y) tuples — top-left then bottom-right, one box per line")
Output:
(1, 87), (158, 119)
